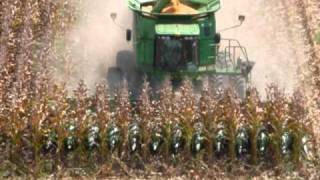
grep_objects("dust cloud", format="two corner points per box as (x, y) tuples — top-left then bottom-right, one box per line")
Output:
(64, 0), (133, 90)
(63, 0), (307, 95)
(217, 0), (308, 96)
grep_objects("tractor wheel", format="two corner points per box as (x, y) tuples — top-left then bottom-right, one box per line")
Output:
(207, 75), (246, 99)
(107, 67), (123, 93)
(208, 75), (225, 96)
(230, 75), (247, 99)
(211, 52), (248, 99)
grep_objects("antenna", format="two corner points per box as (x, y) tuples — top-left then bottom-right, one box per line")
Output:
(238, 15), (245, 24)
(110, 12), (117, 21)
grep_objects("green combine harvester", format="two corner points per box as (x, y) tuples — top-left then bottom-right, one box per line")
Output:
(109, 0), (254, 98)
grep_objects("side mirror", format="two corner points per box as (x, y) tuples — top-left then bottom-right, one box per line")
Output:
(238, 15), (245, 24)
(126, 29), (132, 41)
(110, 13), (117, 21)
(214, 33), (221, 44)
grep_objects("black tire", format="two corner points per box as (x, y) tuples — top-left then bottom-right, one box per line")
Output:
(207, 75), (246, 99)
(212, 52), (247, 99)
(230, 75), (246, 99)
(208, 75), (224, 96)
(107, 67), (123, 93)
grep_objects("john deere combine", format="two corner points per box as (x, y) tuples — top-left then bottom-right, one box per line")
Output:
(110, 0), (254, 97)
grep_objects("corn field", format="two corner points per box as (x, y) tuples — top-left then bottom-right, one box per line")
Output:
(0, 0), (319, 179)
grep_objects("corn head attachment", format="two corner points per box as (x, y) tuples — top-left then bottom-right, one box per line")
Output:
(256, 126), (270, 157)
(149, 126), (166, 155)
(170, 124), (186, 156)
(106, 123), (122, 153)
(214, 122), (230, 158)
(128, 122), (142, 154)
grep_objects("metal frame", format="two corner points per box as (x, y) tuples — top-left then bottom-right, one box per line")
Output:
(211, 38), (250, 72)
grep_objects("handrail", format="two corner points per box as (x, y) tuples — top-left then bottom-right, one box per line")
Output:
(220, 38), (249, 61)
(210, 38), (250, 72)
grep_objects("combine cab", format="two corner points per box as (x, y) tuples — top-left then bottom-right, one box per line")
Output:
(110, 0), (254, 98)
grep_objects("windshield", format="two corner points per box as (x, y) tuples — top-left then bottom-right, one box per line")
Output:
(155, 36), (198, 71)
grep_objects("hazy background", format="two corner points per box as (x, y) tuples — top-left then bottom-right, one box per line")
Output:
(63, 0), (308, 95)
(63, 0), (133, 89)
(216, 0), (307, 96)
